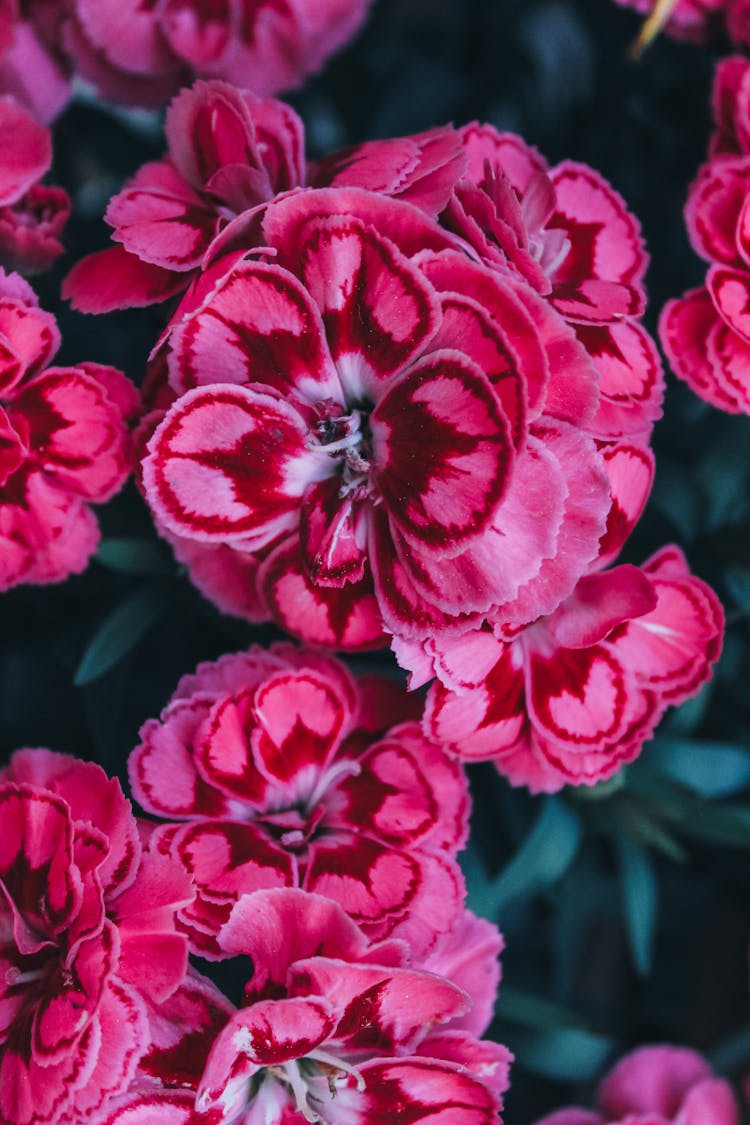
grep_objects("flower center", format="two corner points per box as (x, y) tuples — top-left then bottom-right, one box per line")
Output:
(312, 401), (375, 499)
(266, 1050), (365, 1123)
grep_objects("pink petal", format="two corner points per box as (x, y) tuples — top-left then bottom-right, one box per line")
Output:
(106, 159), (217, 271)
(373, 350), (512, 554)
(250, 668), (349, 785)
(63, 246), (185, 313)
(165, 80), (259, 190)
(0, 97), (50, 206)
(218, 887), (371, 992)
(167, 260), (340, 402)
(660, 288), (745, 413)
(142, 384), (321, 545)
(343, 1056), (501, 1122)
(259, 532), (387, 649)
(576, 321), (663, 439)
(546, 565), (656, 649)
(299, 476), (368, 586)
(130, 697), (231, 819)
(75, 0), (176, 74)
(548, 160), (647, 290)
(685, 157), (750, 266)
(596, 441), (655, 568)
(707, 263), (750, 343)
(305, 834), (422, 926)
(296, 214), (441, 391)
(598, 1045), (712, 1118)
(422, 914), (503, 1037)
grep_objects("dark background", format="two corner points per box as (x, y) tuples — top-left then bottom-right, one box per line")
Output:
(4, 1), (750, 1121)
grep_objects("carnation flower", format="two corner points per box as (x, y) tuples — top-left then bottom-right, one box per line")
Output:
(0, 269), (138, 589)
(422, 545), (724, 793)
(140, 184), (619, 653)
(533, 1044), (738, 1125)
(661, 72), (750, 415)
(129, 644), (468, 958)
(102, 888), (509, 1125)
(0, 748), (195, 1125)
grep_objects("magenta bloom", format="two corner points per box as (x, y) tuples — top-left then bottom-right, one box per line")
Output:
(0, 748), (194, 1125)
(0, 270), (138, 589)
(130, 644), (468, 957)
(423, 545), (724, 792)
(661, 72), (750, 414)
(534, 1044), (738, 1125)
(140, 183), (619, 650)
(0, 97), (69, 274)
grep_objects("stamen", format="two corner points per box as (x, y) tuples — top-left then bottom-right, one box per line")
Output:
(280, 1061), (325, 1123)
(305, 758), (362, 812)
(307, 1048), (366, 1092)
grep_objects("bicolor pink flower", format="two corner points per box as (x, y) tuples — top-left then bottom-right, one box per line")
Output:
(660, 142), (750, 412)
(64, 79), (465, 314)
(195, 888), (509, 1124)
(0, 97), (69, 274)
(141, 186), (616, 649)
(534, 1044), (738, 1125)
(444, 125), (663, 441)
(423, 545), (724, 792)
(0, 269), (138, 590)
(0, 748), (195, 1125)
(130, 644), (467, 958)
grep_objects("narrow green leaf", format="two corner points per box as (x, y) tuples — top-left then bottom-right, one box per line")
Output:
(708, 1023), (750, 1074)
(497, 987), (586, 1030)
(650, 739), (750, 799)
(508, 1026), (614, 1081)
(612, 800), (688, 863)
(679, 803), (750, 848)
(96, 537), (172, 576)
(75, 586), (168, 686)
(615, 832), (658, 976)
(494, 797), (582, 907)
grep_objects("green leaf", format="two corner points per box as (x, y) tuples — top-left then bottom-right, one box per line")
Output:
(508, 1026), (614, 1081)
(96, 538), (172, 576)
(678, 803), (750, 848)
(612, 799), (688, 863)
(498, 987), (586, 1030)
(615, 832), (658, 976)
(650, 738), (750, 799)
(75, 586), (168, 686)
(493, 797), (582, 907)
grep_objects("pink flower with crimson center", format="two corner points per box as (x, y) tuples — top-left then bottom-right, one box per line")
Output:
(193, 888), (510, 1125)
(142, 185), (618, 650)
(0, 748), (195, 1125)
(421, 545), (724, 793)
(130, 644), (468, 958)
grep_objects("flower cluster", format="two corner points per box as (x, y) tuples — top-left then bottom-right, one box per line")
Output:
(0, 650), (510, 1124)
(534, 1045), (739, 1125)
(0, 269), (137, 590)
(0, 0), (374, 121)
(63, 79), (723, 789)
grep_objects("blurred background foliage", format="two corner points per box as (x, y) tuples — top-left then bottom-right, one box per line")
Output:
(3, 0), (750, 1120)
